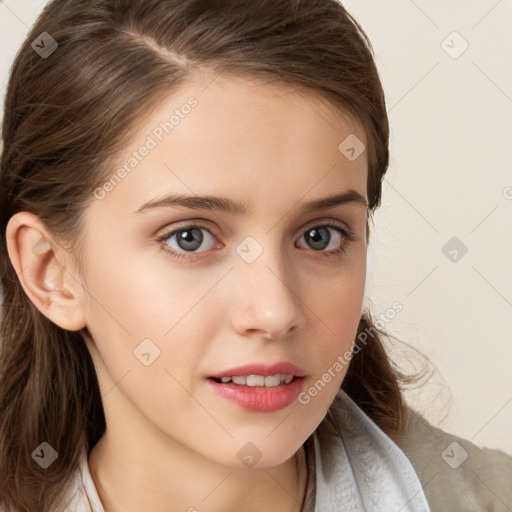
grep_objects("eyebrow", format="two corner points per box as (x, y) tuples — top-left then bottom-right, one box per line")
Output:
(134, 189), (368, 215)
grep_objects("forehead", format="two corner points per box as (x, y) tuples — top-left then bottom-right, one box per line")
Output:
(90, 73), (368, 215)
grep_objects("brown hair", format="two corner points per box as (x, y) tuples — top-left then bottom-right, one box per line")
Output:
(0, 0), (426, 510)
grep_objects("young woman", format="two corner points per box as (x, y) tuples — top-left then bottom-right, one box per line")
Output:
(1, 1), (511, 511)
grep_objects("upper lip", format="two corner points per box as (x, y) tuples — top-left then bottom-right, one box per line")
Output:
(208, 362), (307, 379)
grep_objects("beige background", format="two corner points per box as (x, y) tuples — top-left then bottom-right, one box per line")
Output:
(1, 0), (511, 453)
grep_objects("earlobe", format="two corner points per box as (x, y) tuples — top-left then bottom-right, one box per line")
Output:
(5, 212), (87, 332)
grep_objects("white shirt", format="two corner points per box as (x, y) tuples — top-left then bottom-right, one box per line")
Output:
(59, 388), (430, 511)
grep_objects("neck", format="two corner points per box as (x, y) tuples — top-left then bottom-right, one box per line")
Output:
(88, 430), (308, 512)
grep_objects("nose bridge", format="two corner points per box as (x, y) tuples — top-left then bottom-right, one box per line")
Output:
(230, 233), (305, 338)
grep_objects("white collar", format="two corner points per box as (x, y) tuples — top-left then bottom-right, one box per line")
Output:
(304, 389), (430, 512)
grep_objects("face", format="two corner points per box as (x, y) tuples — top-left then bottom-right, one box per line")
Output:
(78, 73), (369, 469)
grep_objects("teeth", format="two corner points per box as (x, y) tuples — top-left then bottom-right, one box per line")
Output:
(217, 374), (295, 387)
(247, 375), (265, 386)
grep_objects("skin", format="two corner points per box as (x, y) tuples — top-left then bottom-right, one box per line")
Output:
(6, 73), (369, 512)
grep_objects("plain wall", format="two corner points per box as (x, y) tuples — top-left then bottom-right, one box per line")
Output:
(1, 0), (511, 454)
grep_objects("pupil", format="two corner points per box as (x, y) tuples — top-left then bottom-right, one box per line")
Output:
(178, 228), (203, 251)
(306, 227), (329, 250)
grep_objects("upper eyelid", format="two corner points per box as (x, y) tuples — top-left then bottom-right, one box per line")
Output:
(158, 217), (352, 237)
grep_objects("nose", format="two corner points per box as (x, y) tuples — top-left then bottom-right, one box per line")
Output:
(229, 246), (306, 340)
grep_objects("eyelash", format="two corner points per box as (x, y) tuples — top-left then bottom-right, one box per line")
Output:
(156, 221), (356, 262)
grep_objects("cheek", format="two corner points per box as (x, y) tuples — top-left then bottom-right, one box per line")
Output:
(306, 261), (366, 390)
(314, 259), (366, 331)
(81, 249), (220, 378)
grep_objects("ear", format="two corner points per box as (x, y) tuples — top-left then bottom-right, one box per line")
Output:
(5, 211), (87, 331)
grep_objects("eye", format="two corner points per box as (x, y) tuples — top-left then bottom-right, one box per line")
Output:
(156, 220), (355, 262)
(156, 222), (219, 261)
(296, 222), (355, 256)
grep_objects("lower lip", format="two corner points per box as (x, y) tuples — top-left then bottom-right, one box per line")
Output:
(206, 377), (305, 412)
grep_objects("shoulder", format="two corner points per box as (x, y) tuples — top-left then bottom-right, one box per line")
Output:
(391, 405), (512, 512)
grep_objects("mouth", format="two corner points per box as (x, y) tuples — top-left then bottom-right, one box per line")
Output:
(208, 374), (300, 387)
(206, 374), (306, 412)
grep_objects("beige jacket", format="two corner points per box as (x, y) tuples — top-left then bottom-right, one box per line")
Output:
(393, 406), (512, 512)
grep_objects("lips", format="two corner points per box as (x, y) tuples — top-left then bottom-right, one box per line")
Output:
(208, 362), (307, 380)
(207, 373), (306, 412)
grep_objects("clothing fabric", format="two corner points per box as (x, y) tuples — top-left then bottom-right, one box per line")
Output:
(57, 388), (432, 511)
(300, 389), (430, 511)
(392, 403), (512, 512)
